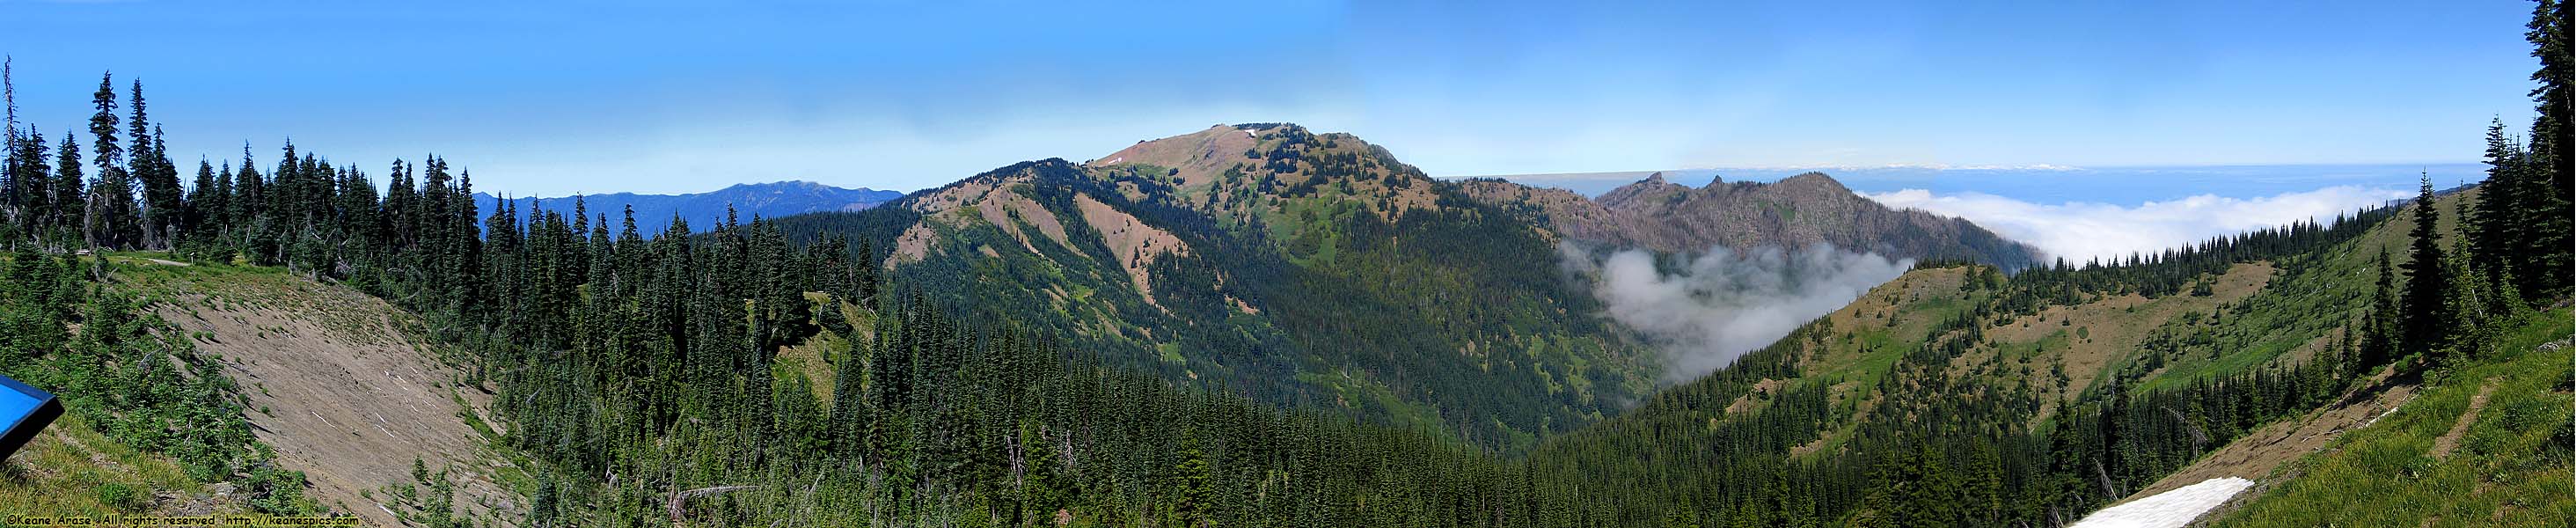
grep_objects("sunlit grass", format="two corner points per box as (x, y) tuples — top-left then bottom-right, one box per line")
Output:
(0, 413), (227, 516)
(2214, 308), (2574, 526)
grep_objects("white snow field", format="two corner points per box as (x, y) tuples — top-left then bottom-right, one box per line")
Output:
(2068, 477), (2258, 528)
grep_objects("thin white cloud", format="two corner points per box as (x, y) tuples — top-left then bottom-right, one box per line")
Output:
(1862, 186), (2409, 264)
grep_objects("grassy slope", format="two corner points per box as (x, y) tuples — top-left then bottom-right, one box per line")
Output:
(2213, 308), (2573, 526)
(1525, 266), (1981, 491)
(0, 413), (238, 516)
(1887, 190), (2576, 524)
(1791, 267), (1986, 455)
(1971, 190), (2455, 429)
(1533, 188), (2521, 526)
(1642, 256), (2285, 465)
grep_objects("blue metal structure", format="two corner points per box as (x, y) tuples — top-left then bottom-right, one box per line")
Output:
(0, 373), (62, 462)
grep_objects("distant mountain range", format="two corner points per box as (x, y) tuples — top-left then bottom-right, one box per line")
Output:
(771, 123), (2047, 451)
(473, 180), (903, 232)
(1455, 171), (2045, 270)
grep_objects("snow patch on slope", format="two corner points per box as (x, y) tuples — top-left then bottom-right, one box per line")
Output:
(2070, 477), (2255, 528)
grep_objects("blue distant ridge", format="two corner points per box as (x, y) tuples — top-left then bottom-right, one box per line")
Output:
(475, 180), (904, 233)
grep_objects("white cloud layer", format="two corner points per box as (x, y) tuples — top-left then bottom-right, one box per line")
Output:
(1563, 243), (1912, 383)
(1862, 187), (2409, 264)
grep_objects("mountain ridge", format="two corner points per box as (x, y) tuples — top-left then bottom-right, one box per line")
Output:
(1458, 170), (2045, 268)
(474, 180), (901, 231)
(769, 122), (2053, 451)
(779, 123), (1664, 450)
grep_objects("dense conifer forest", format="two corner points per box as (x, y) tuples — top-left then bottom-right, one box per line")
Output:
(0, 0), (2565, 525)
(767, 155), (1653, 452)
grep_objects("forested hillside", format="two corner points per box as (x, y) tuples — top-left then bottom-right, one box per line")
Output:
(0, 91), (1640, 522)
(1520, 179), (2571, 525)
(768, 123), (2044, 452)
(773, 125), (1664, 451)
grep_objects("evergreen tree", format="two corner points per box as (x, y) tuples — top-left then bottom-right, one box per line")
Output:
(2358, 252), (2400, 373)
(1171, 434), (1216, 528)
(2519, 0), (2572, 297)
(9, 131), (49, 241)
(2398, 175), (2453, 365)
(137, 109), (186, 247)
(231, 146), (263, 246)
(84, 72), (137, 249)
(184, 158), (226, 259)
(52, 127), (84, 245)
(129, 81), (184, 247)
(2468, 118), (2526, 275)
(2441, 237), (2504, 364)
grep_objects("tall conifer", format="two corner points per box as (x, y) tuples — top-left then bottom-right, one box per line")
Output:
(2398, 174), (2453, 363)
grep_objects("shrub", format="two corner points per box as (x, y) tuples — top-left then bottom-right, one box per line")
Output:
(93, 482), (142, 510)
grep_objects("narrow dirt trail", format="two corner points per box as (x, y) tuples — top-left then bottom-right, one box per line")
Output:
(2428, 379), (2498, 459)
(2119, 379), (2416, 503)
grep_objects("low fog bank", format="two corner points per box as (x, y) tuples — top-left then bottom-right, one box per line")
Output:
(1862, 186), (2408, 265)
(1562, 242), (1911, 383)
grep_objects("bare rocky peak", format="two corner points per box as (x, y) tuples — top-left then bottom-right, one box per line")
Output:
(911, 123), (2038, 270)
(1598, 172), (1691, 206)
(1467, 170), (2043, 269)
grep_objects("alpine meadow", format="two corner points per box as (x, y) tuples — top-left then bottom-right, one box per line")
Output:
(0, 1), (2568, 527)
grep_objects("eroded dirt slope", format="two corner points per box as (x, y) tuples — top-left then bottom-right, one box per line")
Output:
(132, 264), (520, 527)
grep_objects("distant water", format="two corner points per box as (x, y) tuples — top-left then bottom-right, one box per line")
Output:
(1453, 163), (2485, 203)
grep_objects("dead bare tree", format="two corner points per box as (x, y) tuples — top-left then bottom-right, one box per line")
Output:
(667, 485), (761, 524)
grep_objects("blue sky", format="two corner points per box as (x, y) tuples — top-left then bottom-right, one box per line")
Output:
(0, 0), (2543, 196)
